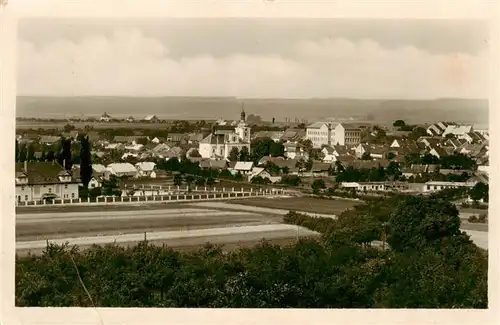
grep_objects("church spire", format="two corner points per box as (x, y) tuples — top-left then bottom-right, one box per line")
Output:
(240, 103), (246, 122)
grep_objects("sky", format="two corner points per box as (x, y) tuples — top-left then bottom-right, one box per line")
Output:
(17, 18), (490, 99)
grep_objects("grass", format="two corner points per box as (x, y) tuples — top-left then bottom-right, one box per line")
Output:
(228, 197), (358, 215)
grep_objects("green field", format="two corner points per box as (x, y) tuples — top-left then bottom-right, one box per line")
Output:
(229, 197), (359, 214)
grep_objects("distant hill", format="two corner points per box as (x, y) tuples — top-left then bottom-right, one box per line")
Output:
(16, 96), (488, 125)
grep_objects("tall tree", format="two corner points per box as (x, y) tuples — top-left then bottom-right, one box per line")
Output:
(18, 144), (27, 163)
(27, 144), (35, 162)
(79, 135), (93, 189)
(15, 140), (19, 163)
(228, 147), (239, 161)
(269, 142), (285, 157)
(46, 150), (55, 162)
(239, 146), (250, 161)
(61, 138), (73, 170)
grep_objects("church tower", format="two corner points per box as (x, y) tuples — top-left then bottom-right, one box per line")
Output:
(240, 103), (246, 122)
(235, 103), (251, 143)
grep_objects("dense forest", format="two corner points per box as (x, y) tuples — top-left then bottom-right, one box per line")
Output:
(15, 191), (487, 308)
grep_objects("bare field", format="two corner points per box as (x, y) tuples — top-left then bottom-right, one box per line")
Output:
(17, 213), (281, 241)
(16, 202), (193, 214)
(229, 197), (359, 214)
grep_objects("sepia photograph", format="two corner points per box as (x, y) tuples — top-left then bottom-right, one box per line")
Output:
(2, 1), (497, 321)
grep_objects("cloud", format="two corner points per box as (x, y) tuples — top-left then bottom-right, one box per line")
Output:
(17, 29), (489, 99)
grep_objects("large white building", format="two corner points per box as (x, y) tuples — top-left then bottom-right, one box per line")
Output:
(306, 122), (354, 148)
(199, 108), (251, 159)
(15, 161), (80, 203)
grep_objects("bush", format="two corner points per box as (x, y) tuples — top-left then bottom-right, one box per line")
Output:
(468, 215), (478, 223)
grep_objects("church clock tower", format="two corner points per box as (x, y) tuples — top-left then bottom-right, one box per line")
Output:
(235, 103), (251, 143)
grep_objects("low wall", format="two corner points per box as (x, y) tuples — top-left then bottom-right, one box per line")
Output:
(15, 188), (285, 208)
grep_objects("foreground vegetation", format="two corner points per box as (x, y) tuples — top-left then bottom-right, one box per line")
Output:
(16, 190), (487, 308)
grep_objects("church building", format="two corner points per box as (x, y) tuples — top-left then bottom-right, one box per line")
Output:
(198, 106), (251, 159)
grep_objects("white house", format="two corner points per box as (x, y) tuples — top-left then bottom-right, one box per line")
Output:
(100, 112), (111, 122)
(230, 161), (254, 176)
(143, 115), (159, 122)
(124, 143), (144, 151)
(284, 142), (308, 160)
(341, 182), (386, 192)
(321, 146), (340, 163)
(15, 161), (79, 203)
(199, 109), (251, 159)
(135, 162), (156, 177)
(107, 163), (139, 178)
(88, 176), (103, 189)
(423, 181), (476, 193)
(248, 167), (281, 183)
(390, 139), (402, 148)
(442, 125), (473, 137)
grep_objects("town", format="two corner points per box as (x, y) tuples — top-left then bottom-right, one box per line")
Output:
(15, 108), (489, 206)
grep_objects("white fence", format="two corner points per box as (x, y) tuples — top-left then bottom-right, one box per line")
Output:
(15, 187), (285, 207)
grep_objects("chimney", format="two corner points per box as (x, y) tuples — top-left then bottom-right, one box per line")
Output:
(24, 160), (27, 173)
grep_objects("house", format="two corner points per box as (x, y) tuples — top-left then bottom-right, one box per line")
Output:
(280, 129), (306, 142)
(401, 164), (437, 178)
(419, 137), (444, 149)
(199, 109), (251, 159)
(188, 133), (205, 145)
(460, 131), (487, 144)
(153, 143), (172, 153)
(426, 122), (456, 136)
(167, 133), (187, 143)
(113, 136), (138, 144)
(253, 131), (285, 142)
(390, 139), (403, 148)
(143, 115), (160, 122)
(284, 142), (308, 160)
(442, 125), (473, 138)
(341, 182), (386, 192)
(370, 146), (389, 159)
(163, 147), (184, 160)
(429, 147), (448, 159)
(423, 181), (476, 193)
(100, 112), (111, 122)
(321, 146), (338, 163)
(151, 137), (166, 144)
(445, 138), (467, 149)
(135, 162), (156, 177)
(310, 162), (331, 177)
(354, 144), (370, 158)
(248, 167), (281, 183)
(257, 156), (300, 175)
(150, 169), (168, 179)
(124, 143), (144, 151)
(88, 176), (103, 189)
(126, 116), (135, 123)
(199, 159), (228, 171)
(39, 136), (60, 145)
(230, 161), (254, 175)
(15, 161), (79, 203)
(477, 159), (489, 175)
(106, 163), (139, 178)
